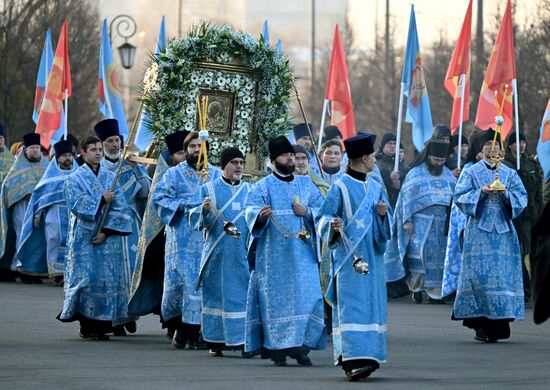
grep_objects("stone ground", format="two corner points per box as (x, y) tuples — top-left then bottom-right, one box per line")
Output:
(0, 281), (548, 390)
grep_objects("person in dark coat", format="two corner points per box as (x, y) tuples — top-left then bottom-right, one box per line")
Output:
(375, 132), (409, 299)
(503, 132), (544, 300)
(375, 132), (407, 209)
(529, 200), (550, 324)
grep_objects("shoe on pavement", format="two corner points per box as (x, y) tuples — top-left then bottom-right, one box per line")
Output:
(112, 325), (127, 336)
(295, 354), (313, 366)
(166, 328), (175, 342)
(92, 333), (110, 341)
(124, 321), (137, 334)
(172, 329), (187, 349)
(411, 292), (423, 304)
(188, 340), (208, 350)
(474, 329), (498, 343)
(241, 350), (260, 359)
(345, 364), (378, 382)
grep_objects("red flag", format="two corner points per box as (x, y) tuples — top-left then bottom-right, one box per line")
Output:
(444, 0), (472, 134)
(325, 25), (355, 139)
(475, 0), (516, 139)
(36, 20), (72, 148)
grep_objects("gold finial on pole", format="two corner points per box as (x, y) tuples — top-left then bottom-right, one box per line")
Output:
(195, 95), (210, 182)
(488, 85), (509, 191)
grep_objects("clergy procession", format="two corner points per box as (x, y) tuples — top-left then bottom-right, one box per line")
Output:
(1, 0), (550, 386)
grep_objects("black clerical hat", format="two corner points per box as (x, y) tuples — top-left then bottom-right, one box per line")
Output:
(22, 133), (41, 147)
(269, 135), (295, 161)
(479, 129), (501, 147)
(293, 123), (314, 140)
(357, 130), (378, 146)
(54, 140), (73, 157)
(344, 133), (375, 159)
(164, 131), (190, 155)
(427, 139), (450, 158)
(94, 119), (120, 142)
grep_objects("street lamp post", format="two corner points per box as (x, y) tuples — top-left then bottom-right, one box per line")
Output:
(109, 14), (137, 69)
(109, 15), (137, 123)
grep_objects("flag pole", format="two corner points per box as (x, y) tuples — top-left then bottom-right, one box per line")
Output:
(317, 98), (329, 151)
(63, 88), (68, 140)
(512, 78), (520, 170)
(292, 81), (325, 179)
(456, 73), (466, 169)
(394, 82), (406, 172)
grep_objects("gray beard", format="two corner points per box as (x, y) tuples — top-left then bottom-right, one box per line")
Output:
(104, 150), (121, 160)
(295, 167), (308, 175)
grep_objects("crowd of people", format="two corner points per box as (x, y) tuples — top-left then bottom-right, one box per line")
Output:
(0, 119), (548, 382)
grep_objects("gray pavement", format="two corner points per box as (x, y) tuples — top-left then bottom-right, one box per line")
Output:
(0, 281), (548, 390)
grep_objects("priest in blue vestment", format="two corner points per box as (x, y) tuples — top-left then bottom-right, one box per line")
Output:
(94, 119), (150, 335)
(244, 135), (326, 366)
(0, 133), (48, 284)
(94, 119), (151, 275)
(57, 135), (132, 341)
(129, 130), (189, 340)
(188, 147), (251, 357)
(317, 133), (392, 381)
(449, 129), (527, 342)
(16, 140), (77, 284)
(153, 131), (221, 349)
(442, 131), (486, 298)
(384, 139), (456, 303)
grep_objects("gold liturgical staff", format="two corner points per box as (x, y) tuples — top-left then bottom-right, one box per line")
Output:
(488, 85), (510, 192)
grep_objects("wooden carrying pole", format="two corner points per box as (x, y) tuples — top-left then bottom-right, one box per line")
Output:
(293, 82), (325, 179)
(95, 64), (158, 237)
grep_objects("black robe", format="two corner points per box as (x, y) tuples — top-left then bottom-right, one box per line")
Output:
(530, 201), (550, 324)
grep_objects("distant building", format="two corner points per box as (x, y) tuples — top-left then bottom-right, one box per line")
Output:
(97, 0), (349, 127)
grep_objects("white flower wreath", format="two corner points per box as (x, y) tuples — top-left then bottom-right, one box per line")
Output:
(143, 22), (294, 164)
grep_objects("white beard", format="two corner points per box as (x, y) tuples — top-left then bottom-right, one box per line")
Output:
(104, 150), (121, 160)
